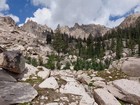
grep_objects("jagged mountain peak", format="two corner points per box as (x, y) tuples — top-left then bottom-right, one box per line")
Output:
(0, 16), (16, 27)
(21, 20), (52, 39)
(25, 19), (38, 27)
(119, 13), (140, 28)
(74, 23), (80, 28)
(22, 20), (51, 32)
(58, 23), (110, 39)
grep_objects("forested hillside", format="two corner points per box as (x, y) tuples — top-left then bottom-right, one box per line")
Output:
(41, 16), (140, 71)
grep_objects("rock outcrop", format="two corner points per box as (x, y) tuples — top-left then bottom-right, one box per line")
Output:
(94, 88), (121, 105)
(39, 77), (59, 89)
(0, 16), (16, 27)
(21, 20), (52, 39)
(0, 48), (38, 104)
(119, 13), (140, 28)
(110, 57), (140, 77)
(37, 66), (50, 79)
(0, 81), (38, 104)
(0, 51), (25, 74)
(0, 69), (17, 82)
(0, 97), (9, 105)
(57, 23), (110, 39)
(112, 79), (140, 105)
(0, 16), (53, 65)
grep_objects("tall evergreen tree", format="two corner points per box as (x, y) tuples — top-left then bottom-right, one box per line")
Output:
(52, 29), (68, 54)
(136, 17), (140, 56)
(116, 28), (123, 59)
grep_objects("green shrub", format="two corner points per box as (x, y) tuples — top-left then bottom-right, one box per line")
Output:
(26, 57), (38, 67)
(32, 58), (38, 67)
(44, 54), (58, 70)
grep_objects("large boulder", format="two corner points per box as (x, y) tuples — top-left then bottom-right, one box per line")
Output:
(121, 57), (140, 77)
(94, 88), (121, 105)
(19, 63), (38, 81)
(39, 77), (59, 89)
(0, 51), (25, 74)
(37, 66), (50, 79)
(0, 97), (9, 105)
(60, 77), (95, 105)
(110, 57), (140, 77)
(60, 78), (86, 96)
(112, 79), (140, 105)
(0, 69), (17, 82)
(0, 81), (38, 104)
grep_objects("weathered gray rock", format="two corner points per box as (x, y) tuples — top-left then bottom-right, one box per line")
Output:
(3, 16), (16, 26)
(0, 81), (38, 104)
(79, 92), (96, 105)
(94, 88), (121, 105)
(39, 77), (59, 89)
(0, 53), (4, 65)
(60, 77), (95, 105)
(113, 79), (140, 105)
(37, 66), (50, 79)
(19, 63), (39, 81)
(106, 84), (126, 100)
(0, 51), (25, 74)
(77, 73), (91, 84)
(121, 57), (140, 77)
(0, 69), (16, 82)
(0, 97), (9, 105)
(60, 79), (86, 95)
(93, 81), (106, 88)
(110, 57), (140, 77)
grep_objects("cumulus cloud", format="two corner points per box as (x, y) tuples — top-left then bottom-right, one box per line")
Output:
(0, 0), (20, 23)
(0, 0), (9, 11)
(25, 8), (51, 25)
(29, 0), (140, 29)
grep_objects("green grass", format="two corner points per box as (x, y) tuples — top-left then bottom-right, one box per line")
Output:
(96, 68), (128, 82)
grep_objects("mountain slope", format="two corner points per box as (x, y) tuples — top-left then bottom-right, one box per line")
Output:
(21, 20), (52, 39)
(119, 13), (140, 28)
(0, 16), (53, 64)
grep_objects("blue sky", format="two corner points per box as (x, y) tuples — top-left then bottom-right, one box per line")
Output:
(6, 0), (39, 23)
(0, 0), (140, 28)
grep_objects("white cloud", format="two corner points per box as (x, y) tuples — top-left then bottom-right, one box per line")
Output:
(135, 6), (140, 13)
(31, 0), (53, 7)
(25, 8), (51, 25)
(0, 0), (20, 23)
(18, 23), (24, 27)
(105, 0), (140, 16)
(29, 0), (140, 29)
(0, 0), (9, 11)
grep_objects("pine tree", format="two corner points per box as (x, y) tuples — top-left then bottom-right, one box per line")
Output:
(86, 34), (94, 58)
(52, 29), (68, 54)
(136, 17), (140, 57)
(116, 28), (123, 59)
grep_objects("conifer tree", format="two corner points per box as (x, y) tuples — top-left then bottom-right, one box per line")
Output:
(116, 28), (123, 59)
(136, 17), (140, 56)
(52, 29), (68, 54)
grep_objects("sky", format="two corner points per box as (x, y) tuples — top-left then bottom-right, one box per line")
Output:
(0, 0), (140, 29)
